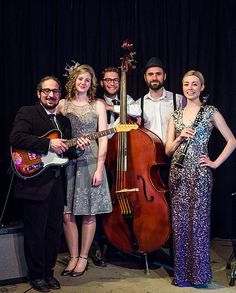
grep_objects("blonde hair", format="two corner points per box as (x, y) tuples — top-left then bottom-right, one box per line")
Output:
(65, 64), (97, 102)
(182, 70), (205, 86)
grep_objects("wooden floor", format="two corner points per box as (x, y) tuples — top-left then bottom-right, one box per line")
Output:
(1, 238), (236, 293)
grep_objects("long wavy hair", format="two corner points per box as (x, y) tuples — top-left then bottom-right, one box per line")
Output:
(65, 64), (97, 103)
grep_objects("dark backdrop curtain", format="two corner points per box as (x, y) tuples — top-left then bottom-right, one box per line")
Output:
(1, 0), (235, 238)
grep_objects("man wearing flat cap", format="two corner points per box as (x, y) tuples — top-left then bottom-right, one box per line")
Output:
(136, 57), (185, 145)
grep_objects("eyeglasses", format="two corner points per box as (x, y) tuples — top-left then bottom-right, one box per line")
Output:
(103, 78), (120, 84)
(40, 88), (61, 95)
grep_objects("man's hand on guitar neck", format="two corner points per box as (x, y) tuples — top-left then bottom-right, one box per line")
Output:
(77, 137), (91, 150)
(50, 137), (90, 155)
(50, 138), (69, 154)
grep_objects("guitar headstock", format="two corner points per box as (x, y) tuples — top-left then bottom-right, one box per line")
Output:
(115, 123), (139, 133)
(120, 39), (136, 74)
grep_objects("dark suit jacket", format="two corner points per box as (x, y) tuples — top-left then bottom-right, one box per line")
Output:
(9, 103), (72, 201)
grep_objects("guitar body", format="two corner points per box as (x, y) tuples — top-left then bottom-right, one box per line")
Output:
(11, 129), (69, 179)
(10, 124), (138, 179)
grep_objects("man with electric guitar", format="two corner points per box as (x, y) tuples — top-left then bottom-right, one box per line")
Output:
(10, 75), (138, 292)
(9, 76), (90, 292)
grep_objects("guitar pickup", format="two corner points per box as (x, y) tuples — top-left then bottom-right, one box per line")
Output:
(24, 162), (44, 171)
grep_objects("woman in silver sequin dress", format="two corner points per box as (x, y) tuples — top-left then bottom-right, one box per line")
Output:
(166, 70), (236, 287)
(57, 63), (112, 277)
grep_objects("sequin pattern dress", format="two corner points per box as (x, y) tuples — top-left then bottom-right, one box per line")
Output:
(169, 105), (218, 285)
(63, 100), (112, 216)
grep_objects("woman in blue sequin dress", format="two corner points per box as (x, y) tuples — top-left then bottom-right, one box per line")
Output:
(165, 70), (236, 287)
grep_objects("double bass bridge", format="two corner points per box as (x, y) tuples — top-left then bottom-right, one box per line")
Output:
(116, 188), (139, 194)
(115, 188), (139, 216)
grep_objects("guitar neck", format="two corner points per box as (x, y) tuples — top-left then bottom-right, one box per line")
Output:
(66, 127), (116, 148)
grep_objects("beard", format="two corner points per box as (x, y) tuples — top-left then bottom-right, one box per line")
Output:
(43, 104), (58, 110)
(147, 80), (164, 91)
(41, 98), (59, 110)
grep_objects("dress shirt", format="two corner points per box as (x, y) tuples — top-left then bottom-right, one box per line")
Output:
(40, 104), (59, 128)
(103, 94), (141, 119)
(104, 95), (120, 125)
(136, 89), (185, 144)
(103, 94), (140, 138)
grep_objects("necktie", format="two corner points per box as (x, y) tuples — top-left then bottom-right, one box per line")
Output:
(112, 99), (120, 121)
(107, 100), (120, 124)
(49, 114), (58, 129)
(112, 99), (120, 106)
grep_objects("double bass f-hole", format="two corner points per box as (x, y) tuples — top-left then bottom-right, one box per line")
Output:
(137, 175), (154, 202)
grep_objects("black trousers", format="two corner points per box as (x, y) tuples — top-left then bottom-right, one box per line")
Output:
(21, 175), (64, 280)
(160, 156), (174, 264)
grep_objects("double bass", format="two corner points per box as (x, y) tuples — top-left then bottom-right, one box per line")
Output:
(103, 40), (171, 267)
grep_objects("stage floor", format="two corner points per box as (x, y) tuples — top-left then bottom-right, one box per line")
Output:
(1, 238), (236, 293)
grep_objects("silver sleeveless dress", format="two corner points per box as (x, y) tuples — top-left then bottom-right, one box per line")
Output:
(63, 100), (112, 216)
(169, 105), (218, 285)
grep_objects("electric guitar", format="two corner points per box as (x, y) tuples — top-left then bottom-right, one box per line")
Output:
(11, 123), (138, 179)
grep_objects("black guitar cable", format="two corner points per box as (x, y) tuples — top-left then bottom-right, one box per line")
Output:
(0, 171), (15, 227)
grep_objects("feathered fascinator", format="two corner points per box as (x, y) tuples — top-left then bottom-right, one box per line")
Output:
(63, 60), (80, 77)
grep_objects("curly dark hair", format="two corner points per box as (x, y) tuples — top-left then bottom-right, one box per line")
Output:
(101, 67), (120, 80)
(37, 76), (61, 91)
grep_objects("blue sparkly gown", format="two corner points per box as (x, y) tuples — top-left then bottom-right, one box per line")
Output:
(169, 105), (218, 285)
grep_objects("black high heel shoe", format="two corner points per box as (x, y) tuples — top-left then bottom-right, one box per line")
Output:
(61, 256), (79, 276)
(71, 256), (88, 277)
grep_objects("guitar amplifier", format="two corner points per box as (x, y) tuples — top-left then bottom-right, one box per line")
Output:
(0, 223), (28, 285)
